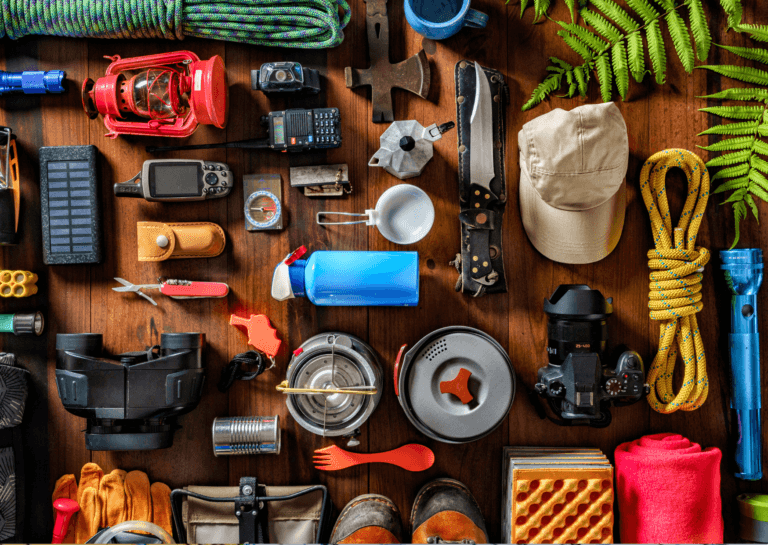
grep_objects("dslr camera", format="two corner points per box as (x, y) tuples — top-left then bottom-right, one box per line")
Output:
(55, 332), (205, 450)
(534, 285), (648, 427)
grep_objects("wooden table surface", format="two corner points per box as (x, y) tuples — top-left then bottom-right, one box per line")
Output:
(1, 0), (767, 541)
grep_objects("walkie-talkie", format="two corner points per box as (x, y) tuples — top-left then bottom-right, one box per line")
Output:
(146, 108), (341, 154)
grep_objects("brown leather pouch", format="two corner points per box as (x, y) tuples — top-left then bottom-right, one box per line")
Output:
(137, 222), (225, 262)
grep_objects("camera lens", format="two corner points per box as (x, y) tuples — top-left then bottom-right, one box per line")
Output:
(543, 285), (612, 366)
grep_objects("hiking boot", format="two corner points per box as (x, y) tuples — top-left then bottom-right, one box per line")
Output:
(330, 494), (403, 544)
(410, 478), (488, 544)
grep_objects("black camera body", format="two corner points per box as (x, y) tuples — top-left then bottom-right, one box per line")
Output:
(534, 285), (647, 427)
(55, 332), (205, 451)
(251, 62), (321, 94)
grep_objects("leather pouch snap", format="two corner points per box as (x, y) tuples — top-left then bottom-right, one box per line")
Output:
(137, 221), (226, 262)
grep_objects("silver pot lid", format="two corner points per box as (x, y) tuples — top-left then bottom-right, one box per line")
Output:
(398, 327), (515, 443)
(369, 120), (454, 180)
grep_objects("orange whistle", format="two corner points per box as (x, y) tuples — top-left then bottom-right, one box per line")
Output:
(230, 314), (281, 358)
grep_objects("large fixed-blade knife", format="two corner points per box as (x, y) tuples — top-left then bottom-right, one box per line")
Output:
(470, 61), (496, 197)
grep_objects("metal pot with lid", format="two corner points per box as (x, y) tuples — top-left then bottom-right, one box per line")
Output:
(395, 326), (516, 443)
(369, 120), (455, 180)
(280, 333), (382, 446)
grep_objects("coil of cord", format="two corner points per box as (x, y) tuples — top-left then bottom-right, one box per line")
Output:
(0, 0), (351, 49)
(640, 149), (711, 414)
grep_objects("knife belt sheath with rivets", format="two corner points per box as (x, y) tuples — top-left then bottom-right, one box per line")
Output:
(452, 60), (508, 297)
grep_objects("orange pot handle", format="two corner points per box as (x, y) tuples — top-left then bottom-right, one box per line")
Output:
(394, 344), (408, 397)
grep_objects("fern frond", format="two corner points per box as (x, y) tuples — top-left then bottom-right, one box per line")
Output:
(687, 0), (711, 61)
(698, 135), (754, 152)
(712, 175), (749, 194)
(700, 105), (764, 121)
(750, 182), (768, 202)
(612, 42), (629, 99)
(731, 200), (747, 249)
(745, 193), (760, 221)
(698, 65), (768, 86)
(739, 24), (768, 43)
(711, 163), (750, 182)
(551, 57), (574, 71)
(665, 8), (695, 73)
(625, 0), (658, 24)
(523, 74), (562, 111)
(521, 0), (531, 18)
(589, 0), (640, 33)
(626, 31), (645, 82)
(558, 30), (596, 61)
(581, 9), (622, 42)
(722, 187), (749, 204)
(752, 155), (768, 175)
(698, 88), (768, 102)
(564, 0), (577, 22)
(719, 0), (743, 32)
(706, 149), (752, 168)
(698, 120), (763, 136)
(754, 140), (768, 156)
(646, 20), (667, 84)
(564, 70), (577, 97)
(749, 168), (768, 193)
(534, 0), (552, 22)
(557, 22), (608, 51)
(574, 65), (589, 96)
(596, 54), (613, 102)
(715, 44), (768, 66)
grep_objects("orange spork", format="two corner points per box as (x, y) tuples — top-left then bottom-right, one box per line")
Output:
(313, 444), (435, 472)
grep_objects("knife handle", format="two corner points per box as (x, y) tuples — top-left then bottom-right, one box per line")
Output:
(161, 282), (230, 299)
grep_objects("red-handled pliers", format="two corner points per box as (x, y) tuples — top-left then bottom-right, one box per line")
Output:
(113, 277), (229, 306)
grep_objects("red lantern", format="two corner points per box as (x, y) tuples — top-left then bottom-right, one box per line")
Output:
(82, 51), (228, 138)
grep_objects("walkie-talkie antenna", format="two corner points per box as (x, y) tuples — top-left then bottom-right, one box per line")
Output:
(146, 138), (270, 153)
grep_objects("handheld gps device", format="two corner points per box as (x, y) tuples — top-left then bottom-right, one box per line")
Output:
(114, 159), (233, 201)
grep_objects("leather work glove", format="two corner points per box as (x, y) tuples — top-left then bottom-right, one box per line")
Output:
(52, 463), (173, 543)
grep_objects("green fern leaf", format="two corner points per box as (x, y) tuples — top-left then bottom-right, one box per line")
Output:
(712, 175), (749, 194)
(534, 0), (552, 22)
(646, 20), (667, 84)
(523, 74), (562, 111)
(574, 65), (589, 96)
(564, 0), (577, 22)
(596, 54), (613, 102)
(698, 120), (762, 136)
(625, 0), (658, 24)
(739, 24), (768, 43)
(700, 105), (764, 121)
(581, 9), (622, 42)
(666, 9), (695, 73)
(698, 64), (768, 86)
(612, 42), (629, 99)
(698, 135), (754, 152)
(558, 22), (608, 51)
(750, 183), (768, 203)
(626, 31), (645, 82)
(551, 57), (574, 71)
(715, 44), (768, 66)
(749, 168), (768, 192)
(755, 140), (768, 156)
(698, 88), (768, 101)
(520, 0), (530, 17)
(746, 194), (761, 221)
(731, 200), (747, 249)
(722, 187), (749, 204)
(564, 70), (576, 97)
(752, 155), (768, 175)
(687, 0), (711, 61)
(589, 0), (640, 33)
(558, 31), (596, 61)
(712, 162), (750, 182)
(719, 0), (743, 32)
(707, 149), (752, 168)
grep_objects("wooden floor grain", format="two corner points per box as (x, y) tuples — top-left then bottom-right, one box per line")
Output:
(0, 0), (766, 541)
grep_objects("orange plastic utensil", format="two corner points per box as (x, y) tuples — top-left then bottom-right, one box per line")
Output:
(314, 443), (435, 472)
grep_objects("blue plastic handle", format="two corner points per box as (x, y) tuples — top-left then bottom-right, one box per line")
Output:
(463, 8), (488, 29)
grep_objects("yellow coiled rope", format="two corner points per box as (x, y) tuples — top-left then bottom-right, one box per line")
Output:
(640, 149), (711, 413)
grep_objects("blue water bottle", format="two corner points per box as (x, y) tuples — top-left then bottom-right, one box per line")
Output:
(271, 246), (419, 306)
(721, 248), (763, 480)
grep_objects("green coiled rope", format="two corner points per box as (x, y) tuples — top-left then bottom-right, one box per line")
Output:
(0, 0), (351, 49)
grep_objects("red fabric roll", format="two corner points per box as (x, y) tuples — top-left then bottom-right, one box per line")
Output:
(615, 433), (723, 544)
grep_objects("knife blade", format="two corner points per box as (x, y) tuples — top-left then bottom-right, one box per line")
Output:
(470, 61), (496, 197)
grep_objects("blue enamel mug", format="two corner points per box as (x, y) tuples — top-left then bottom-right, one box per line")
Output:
(405, 0), (488, 40)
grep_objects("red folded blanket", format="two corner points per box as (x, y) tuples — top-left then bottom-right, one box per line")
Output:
(615, 433), (723, 544)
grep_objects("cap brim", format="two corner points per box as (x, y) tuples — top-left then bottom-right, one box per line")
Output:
(519, 164), (626, 264)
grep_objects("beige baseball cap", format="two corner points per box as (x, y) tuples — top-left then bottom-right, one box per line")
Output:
(519, 102), (628, 264)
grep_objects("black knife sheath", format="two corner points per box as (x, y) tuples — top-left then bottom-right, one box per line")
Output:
(453, 61), (508, 297)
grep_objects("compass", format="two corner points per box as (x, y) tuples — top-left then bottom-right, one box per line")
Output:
(243, 174), (284, 231)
